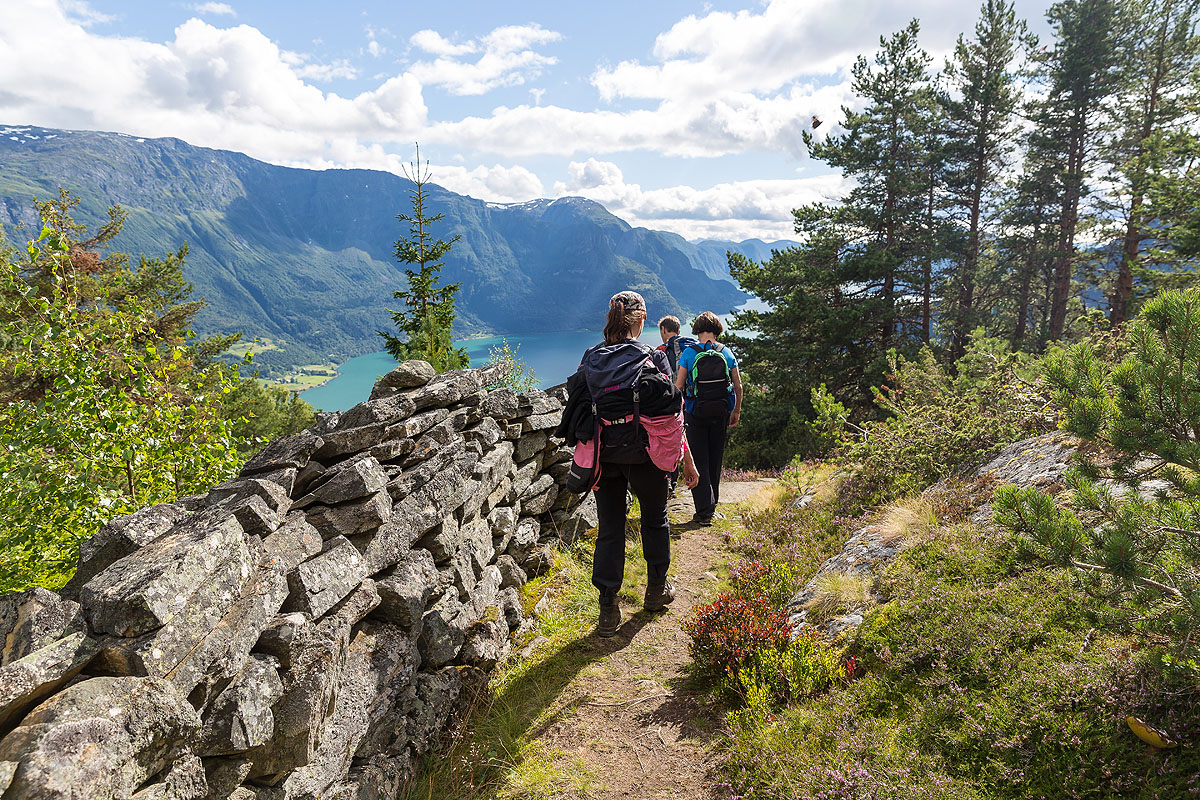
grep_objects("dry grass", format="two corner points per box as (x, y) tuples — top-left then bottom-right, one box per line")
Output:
(802, 573), (874, 624)
(875, 496), (939, 544)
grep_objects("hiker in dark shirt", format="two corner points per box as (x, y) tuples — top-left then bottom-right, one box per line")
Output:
(656, 315), (693, 495)
(675, 311), (742, 526)
(581, 291), (698, 637)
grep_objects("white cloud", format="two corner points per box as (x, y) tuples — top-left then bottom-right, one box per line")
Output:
(290, 57), (359, 82)
(60, 0), (113, 26)
(0, 2), (426, 168)
(192, 2), (236, 17)
(408, 23), (561, 96)
(551, 158), (850, 240)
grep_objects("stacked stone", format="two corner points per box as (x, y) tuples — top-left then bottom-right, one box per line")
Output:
(0, 361), (595, 800)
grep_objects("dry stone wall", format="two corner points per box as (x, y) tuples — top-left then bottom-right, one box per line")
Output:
(0, 361), (592, 800)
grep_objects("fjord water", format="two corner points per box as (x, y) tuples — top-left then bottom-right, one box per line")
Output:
(299, 330), (666, 411)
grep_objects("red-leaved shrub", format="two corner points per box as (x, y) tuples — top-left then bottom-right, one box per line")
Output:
(683, 591), (791, 681)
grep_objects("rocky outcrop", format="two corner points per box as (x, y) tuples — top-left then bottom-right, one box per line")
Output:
(787, 431), (1078, 637)
(0, 362), (595, 800)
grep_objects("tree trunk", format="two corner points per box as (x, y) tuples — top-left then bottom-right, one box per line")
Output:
(1048, 119), (1086, 340)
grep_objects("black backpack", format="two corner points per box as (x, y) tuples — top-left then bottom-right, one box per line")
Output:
(564, 342), (655, 493)
(686, 342), (732, 419)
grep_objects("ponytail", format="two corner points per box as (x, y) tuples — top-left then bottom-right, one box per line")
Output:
(603, 295), (647, 344)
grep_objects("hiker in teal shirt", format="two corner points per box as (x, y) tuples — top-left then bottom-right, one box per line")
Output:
(675, 311), (742, 525)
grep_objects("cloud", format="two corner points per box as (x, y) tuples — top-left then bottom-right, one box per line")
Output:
(59, 0), (113, 26)
(192, 2), (236, 16)
(0, 2), (426, 168)
(551, 158), (851, 240)
(408, 23), (561, 96)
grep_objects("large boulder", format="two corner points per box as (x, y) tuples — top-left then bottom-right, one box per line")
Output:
(374, 360), (436, 392)
(292, 457), (388, 510)
(62, 504), (191, 597)
(0, 587), (86, 666)
(373, 549), (440, 632)
(241, 431), (323, 477)
(0, 632), (100, 731)
(305, 491), (392, 540)
(82, 508), (253, 638)
(0, 676), (201, 800)
(197, 655), (284, 756)
(282, 536), (367, 619)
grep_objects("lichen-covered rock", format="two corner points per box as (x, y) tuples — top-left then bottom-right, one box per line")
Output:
(230, 496), (284, 537)
(495, 555), (528, 590)
(306, 491), (392, 540)
(241, 431), (324, 476)
(521, 412), (561, 433)
(481, 388), (520, 419)
(82, 509), (252, 638)
(459, 616), (510, 669)
(283, 536), (367, 619)
(335, 394), (417, 432)
(313, 422), (390, 461)
(261, 515), (323, 573)
(198, 655), (284, 756)
(386, 437), (465, 501)
(63, 503), (191, 597)
(374, 550), (439, 631)
(464, 417), (503, 450)
(417, 588), (469, 669)
(488, 505), (518, 553)
(521, 483), (559, 516)
(517, 390), (561, 415)
(385, 407), (450, 441)
(375, 360), (436, 391)
(0, 587), (86, 666)
(129, 751), (207, 800)
(506, 517), (541, 563)
(248, 582), (380, 780)
(0, 631), (100, 731)
(207, 477), (291, 515)
(514, 431), (549, 463)
(0, 676), (201, 800)
(293, 457), (388, 509)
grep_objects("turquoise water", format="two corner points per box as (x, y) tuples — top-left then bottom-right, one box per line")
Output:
(299, 330), (667, 411)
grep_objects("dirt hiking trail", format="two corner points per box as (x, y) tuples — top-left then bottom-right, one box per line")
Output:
(518, 478), (774, 800)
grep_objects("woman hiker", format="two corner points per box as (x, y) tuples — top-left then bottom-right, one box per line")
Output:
(675, 311), (742, 526)
(558, 291), (700, 637)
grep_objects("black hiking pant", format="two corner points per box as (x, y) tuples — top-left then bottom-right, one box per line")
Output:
(685, 411), (729, 520)
(593, 459), (671, 596)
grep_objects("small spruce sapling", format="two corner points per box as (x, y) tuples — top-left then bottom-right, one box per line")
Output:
(379, 144), (469, 372)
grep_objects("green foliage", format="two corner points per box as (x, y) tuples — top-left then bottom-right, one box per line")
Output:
(996, 288), (1200, 663)
(378, 147), (468, 373)
(724, 383), (823, 468)
(0, 226), (243, 591)
(724, 525), (1200, 799)
(220, 377), (316, 455)
(484, 339), (538, 393)
(823, 334), (1053, 510)
(684, 590), (793, 686)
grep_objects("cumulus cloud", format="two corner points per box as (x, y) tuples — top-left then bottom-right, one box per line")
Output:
(408, 23), (561, 96)
(192, 2), (236, 16)
(0, 1), (425, 168)
(551, 158), (851, 240)
(60, 0), (114, 26)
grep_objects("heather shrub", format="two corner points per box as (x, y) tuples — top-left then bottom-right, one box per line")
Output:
(723, 524), (1200, 799)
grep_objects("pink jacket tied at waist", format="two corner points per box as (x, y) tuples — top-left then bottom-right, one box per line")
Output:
(572, 411), (686, 474)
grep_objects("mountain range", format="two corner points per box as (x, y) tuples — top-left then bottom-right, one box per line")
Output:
(0, 125), (788, 375)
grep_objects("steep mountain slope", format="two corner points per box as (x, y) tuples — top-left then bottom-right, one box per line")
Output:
(0, 125), (759, 374)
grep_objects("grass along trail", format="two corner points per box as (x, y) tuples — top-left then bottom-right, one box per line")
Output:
(405, 479), (777, 800)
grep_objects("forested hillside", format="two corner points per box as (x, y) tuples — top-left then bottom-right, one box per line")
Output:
(725, 0), (1200, 468)
(0, 126), (755, 376)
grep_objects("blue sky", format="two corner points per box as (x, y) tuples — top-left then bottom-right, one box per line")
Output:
(1, 0), (1053, 239)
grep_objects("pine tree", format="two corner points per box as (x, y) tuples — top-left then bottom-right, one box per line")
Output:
(728, 21), (937, 411)
(942, 0), (1031, 357)
(1034, 0), (1120, 340)
(995, 288), (1200, 657)
(1102, 0), (1200, 325)
(379, 145), (469, 372)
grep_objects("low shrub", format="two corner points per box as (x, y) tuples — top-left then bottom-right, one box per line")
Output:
(684, 591), (792, 684)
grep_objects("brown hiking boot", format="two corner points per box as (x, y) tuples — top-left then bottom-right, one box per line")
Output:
(644, 580), (676, 613)
(597, 598), (621, 638)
